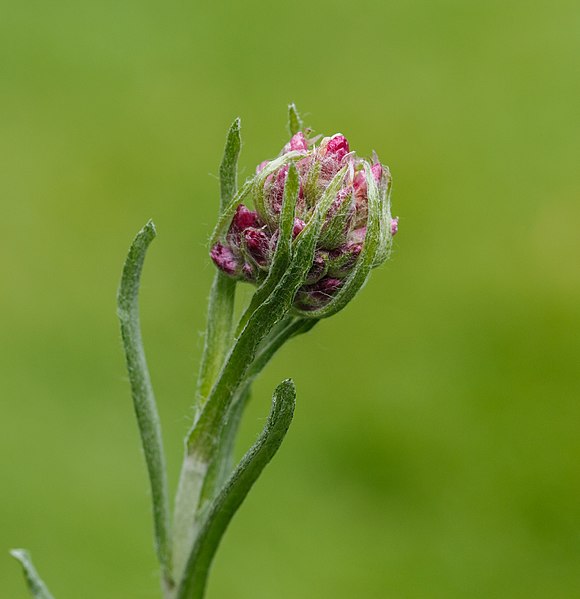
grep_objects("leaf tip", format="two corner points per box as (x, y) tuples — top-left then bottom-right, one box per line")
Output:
(272, 378), (296, 419)
(287, 103), (303, 135)
(287, 161), (299, 179)
(10, 548), (27, 561)
(144, 219), (157, 236)
(227, 117), (241, 141)
(280, 377), (295, 391)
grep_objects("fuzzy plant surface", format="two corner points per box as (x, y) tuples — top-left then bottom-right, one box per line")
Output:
(11, 105), (398, 599)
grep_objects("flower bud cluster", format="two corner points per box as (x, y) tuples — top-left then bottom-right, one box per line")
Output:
(211, 130), (396, 311)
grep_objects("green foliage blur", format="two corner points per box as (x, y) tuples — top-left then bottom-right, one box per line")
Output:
(2, 0), (579, 597)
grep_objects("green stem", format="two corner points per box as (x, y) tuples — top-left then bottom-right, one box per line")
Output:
(117, 220), (173, 593)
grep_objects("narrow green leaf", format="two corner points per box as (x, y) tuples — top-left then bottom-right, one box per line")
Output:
(318, 187), (354, 249)
(373, 168), (394, 266)
(218, 117), (241, 212)
(10, 549), (55, 599)
(117, 221), (173, 589)
(174, 119), (242, 581)
(196, 118), (242, 408)
(307, 164), (349, 227)
(176, 379), (297, 599)
(288, 103), (303, 135)
(303, 160), (321, 208)
(270, 163), (300, 267)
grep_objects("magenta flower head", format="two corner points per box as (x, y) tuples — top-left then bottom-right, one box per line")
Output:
(210, 109), (397, 319)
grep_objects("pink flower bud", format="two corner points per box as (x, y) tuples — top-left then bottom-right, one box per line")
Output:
(284, 132), (308, 153)
(243, 228), (270, 266)
(211, 121), (394, 313)
(390, 216), (399, 236)
(293, 218), (306, 237)
(242, 262), (256, 281)
(232, 204), (259, 230)
(325, 134), (350, 162)
(210, 242), (240, 276)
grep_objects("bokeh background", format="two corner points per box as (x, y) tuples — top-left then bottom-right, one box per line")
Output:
(2, 0), (579, 597)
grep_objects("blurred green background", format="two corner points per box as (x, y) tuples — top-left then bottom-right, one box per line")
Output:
(2, 0), (579, 597)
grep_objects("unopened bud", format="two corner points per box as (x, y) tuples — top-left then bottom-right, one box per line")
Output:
(243, 228), (270, 266)
(324, 134), (350, 162)
(284, 132), (309, 153)
(211, 120), (397, 315)
(210, 243), (240, 276)
(232, 204), (259, 230)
